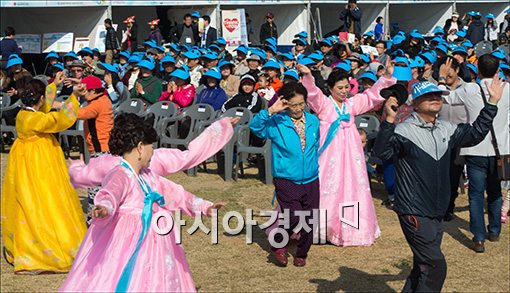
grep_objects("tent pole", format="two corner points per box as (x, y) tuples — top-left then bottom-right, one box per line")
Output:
(385, 0), (390, 39)
(217, 1), (222, 36)
(307, 0), (311, 42)
(107, 0), (112, 19)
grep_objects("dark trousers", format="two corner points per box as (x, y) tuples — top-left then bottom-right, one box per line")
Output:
(398, 214), (447, 293)
(446, 151), (464, 215)
(271, 178), (320, 258)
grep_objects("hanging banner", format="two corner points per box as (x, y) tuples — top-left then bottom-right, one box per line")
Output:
(14, 34), (41, 54)
(43, 32), (74, 53)
(221, 9), (248, 51)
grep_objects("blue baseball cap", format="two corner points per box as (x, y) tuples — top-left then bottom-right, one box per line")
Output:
(433, 26), (444, 35)
(137, 60), (155, 71)
(485, 13), (495, 19)
(52, 62), (65, 71)
(467, 11), (476, 17)
(292, 38), (307, 46)
(218, 59), (235, 69)
(6, 54), (23, 69)
(308, 51), (324, 61)
(358, 70), (377, 83)
(319, 38), (333, 47)
(298, 57), (315, 66)
(166, 43), (181, 52)
(264, 37), (277, 47)
(203, 67), (222, 80)
(394, 56), (410, 66)
(170, 68), (190, 80)
(420, 51), (436, 64)
(452, 46), (467, 56)
(92, 48), (100, 55)
(294, 31), (308, 39)
(191, 11), (201, 18)
(392, 35), (406, 45)
(250, 48), (266, 61)
(182, 49), (201, 59)
(505, 9), (510, 14)
(284, 68), (299, 81)
(45, 51), (59, 61)
(363, 30), (375, 37)
(78, 47), (93, 56)
(207, 44), (220, 52)
(461, 40), (474, 48)
(98, 62), (119, 73)
(234, 45), (248, 55)
(360, 53), (371, 64)
(430, 36), (443, 44)
(500, 62), (510, 71)
(456, 29), (467, 38)
(410, 31), (423, 40)
(412, 81), (449, 99)
(202, 51), (219, 60)
(392, 66), (413, 81)
(262, 59), (281, 70)
(265, 44), (277, 55)
(280, 52), (295, 61)
(466, 63), (478, 75)
(161, 55), (176, 64)
(64, 51), (79, 60)
(491, 50), (506, 60)
(334, 60), (352, 72)
(128, 55), (142, 64)
(435, 44), (448, 55)
(412, 56), (425, 68)
(119, 50), (131, 59)
(216, 37), (227, 46)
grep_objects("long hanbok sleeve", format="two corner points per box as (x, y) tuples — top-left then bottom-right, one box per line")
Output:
(67, 118), (234, 188)
(68, 155), (122, 189)
(39, 82), (58, 113)
(29, 94), (79, 134)
(301, 73), (331, 118)
(349, 76), (396, 116)
(158, 175), (213, 217)
(93, 167), (130, 226)
(150, 117), (234, 176)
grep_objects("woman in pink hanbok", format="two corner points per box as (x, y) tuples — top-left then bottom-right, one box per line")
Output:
(60, 114), (236, 292)
(298, 63), (396, 246)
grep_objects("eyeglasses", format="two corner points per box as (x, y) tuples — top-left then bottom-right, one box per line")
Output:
(376, 46), (385, 49)
(287, 101), (306, 109)
(71, 69), (83, 72)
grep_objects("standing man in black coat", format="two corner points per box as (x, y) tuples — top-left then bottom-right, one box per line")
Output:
(169, 13), (200, 46)
(259, 12), (278, 45)
(467, 12), (485, 45)
(339, 0), (362, 37)
(200, 15), (217, 48)
(104, 18), (119, 64)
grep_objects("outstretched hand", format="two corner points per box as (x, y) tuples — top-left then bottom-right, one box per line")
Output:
(296, 64), (311, 75)
(53, 71), (65, 86)
(384, 96), (399, 123)
(229, 117), (241, 127)
(206, 202), (227, 217)
(439, 57), (453, 79)
(90, 205), (109, 218)
(487, 74), (506, 105)
(384, 58), (394, 79)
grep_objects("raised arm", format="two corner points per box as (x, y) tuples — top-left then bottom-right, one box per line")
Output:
(298, 65), (331, 115)
(31, 94), (79, 133)
(350, 75), (396, 116)
(373, 97), (405, 160)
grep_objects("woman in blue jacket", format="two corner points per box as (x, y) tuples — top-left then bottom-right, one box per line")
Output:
(250, 82), (321, 268)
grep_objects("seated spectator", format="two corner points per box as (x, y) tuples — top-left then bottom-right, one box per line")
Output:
(99, 62), (128, 107)
(159, 68), (195, 108)
(257, 73), (276, 101)
(195, 67), (227, 110)
(130, 60), (162, 105)
(222, 74), (263, 113)
(219, 59), (240, 98)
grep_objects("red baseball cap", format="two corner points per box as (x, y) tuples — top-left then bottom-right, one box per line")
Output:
(82, 76), (103, 90)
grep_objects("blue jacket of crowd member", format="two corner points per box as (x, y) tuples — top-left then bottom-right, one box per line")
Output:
(250, 109), (321, 184)
(196, 86), (227, 111)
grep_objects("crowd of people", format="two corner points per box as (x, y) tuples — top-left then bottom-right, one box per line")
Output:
(0, 5), (509, 293)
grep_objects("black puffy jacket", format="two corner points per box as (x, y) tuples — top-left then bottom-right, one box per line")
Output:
(467, 19), (485, 45)
(374, 104), (497, 218)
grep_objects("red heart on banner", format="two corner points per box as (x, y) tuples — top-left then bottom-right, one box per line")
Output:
(223, 18), (239, 33)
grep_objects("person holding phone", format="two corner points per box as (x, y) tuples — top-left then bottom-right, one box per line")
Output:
(339, 0), (362, 37)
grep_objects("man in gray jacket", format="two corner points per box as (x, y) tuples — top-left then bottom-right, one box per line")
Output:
(375, 77), (504, 292)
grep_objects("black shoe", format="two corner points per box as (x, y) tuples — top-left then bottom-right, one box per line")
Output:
(443, 212), (454, 222)
(382, 199), (394, 210)
(488, 234), (500, 242)
(472, 238), (485, 253)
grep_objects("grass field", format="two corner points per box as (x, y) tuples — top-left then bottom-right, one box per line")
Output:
(1, 153), (509, 292)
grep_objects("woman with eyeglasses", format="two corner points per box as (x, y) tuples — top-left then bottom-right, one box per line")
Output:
(2, 72), (86, 274)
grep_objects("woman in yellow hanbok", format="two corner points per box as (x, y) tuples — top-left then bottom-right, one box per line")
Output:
(2, 72), (87, 274)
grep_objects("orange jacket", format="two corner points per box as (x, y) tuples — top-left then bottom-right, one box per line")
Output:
(77, 94), (114, 153)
